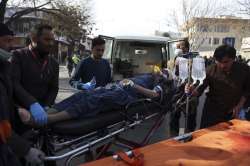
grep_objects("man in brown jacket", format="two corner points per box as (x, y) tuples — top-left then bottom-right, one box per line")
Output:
(186, 45), (250, 128)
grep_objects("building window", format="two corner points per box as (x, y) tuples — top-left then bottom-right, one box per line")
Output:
(223, 37), (235, 47)
(201, 38), (211, 45)
(198, 24), (209, 32)
(23, 22), (29, 33)
(17, 22), (24, 33)
(214, 24), (230, 32)
(213, 38), (220, 45)
(208, 38), (211, 44)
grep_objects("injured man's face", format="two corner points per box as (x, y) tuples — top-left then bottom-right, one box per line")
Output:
(155, 68), (174, 89)
(152, 68), (173, 85)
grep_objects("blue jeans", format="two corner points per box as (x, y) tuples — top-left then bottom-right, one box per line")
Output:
(53, 87), (134, 118)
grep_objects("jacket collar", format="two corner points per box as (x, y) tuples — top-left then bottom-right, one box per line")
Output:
(0, 48), (12, 62)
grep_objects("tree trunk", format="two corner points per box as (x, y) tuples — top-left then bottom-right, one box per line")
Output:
(0, 0), (8, 23)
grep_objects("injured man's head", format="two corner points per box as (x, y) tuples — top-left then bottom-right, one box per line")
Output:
(156, 67), (173, 81)
(152, 66), (173, 81)
(151, 66), (174, 92)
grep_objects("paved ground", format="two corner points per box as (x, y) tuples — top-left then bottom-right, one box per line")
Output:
(56, 66), (78, 102)
(56, 66), (205, 165)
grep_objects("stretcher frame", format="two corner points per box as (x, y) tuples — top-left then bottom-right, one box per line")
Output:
(35, 98), (172, 166)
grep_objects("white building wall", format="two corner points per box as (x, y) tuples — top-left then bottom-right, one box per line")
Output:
(184, 17), (250, 57)
(241, 37), (250, 59)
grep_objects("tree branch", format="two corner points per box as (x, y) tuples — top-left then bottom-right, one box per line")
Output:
(5, 1), (51, 25)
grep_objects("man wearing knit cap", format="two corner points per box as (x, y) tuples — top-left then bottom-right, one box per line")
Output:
(0, 23), (45, 165)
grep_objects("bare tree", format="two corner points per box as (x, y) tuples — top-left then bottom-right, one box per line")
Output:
(168, 0), (225, 51)
(1, 0), (93, 49)
(0, 0), (54, 24)
(44, 0), (93, 52)
(5, 2), (53, 25)
(238, 0), (250, 15)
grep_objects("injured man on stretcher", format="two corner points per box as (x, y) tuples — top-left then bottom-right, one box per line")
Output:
(18, 68), (173, 126)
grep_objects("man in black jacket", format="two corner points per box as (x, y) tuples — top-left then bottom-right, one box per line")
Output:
(0, 23), (44, 166)
(11, 24), (59, 127)
(11, 24), (58, 166)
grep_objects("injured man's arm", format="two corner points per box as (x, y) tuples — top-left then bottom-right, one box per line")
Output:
(119, 79), (160, 98)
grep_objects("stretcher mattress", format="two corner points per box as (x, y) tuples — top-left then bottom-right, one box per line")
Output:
(51, 102), (163, 136)
(83, 119), (250, 166)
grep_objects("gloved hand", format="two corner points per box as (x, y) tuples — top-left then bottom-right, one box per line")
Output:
(80, 82), (96, 90)
(25, 147), (45, 165)
(238, 109), (246, 120)
(29, 102), (48, 126)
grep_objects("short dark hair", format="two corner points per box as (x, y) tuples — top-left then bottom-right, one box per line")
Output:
(213, 45), (236, 61)
(92, 37), (105, 49)
(31, 24), (53, 37)
(182, 38), (190, 50)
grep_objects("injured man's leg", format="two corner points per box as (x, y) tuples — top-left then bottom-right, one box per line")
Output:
(18, 108), (73, 125)
(17, 87), (132, 126)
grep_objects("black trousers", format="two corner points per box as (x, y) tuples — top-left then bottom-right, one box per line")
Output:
(170, 110), (197, 136)
(170, 97), (198, 136)
(0, 144), (21, 166)
(200, 97), (234, 129)
(13, 109), (57, 166)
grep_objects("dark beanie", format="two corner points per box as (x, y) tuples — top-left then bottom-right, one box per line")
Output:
(0, 23), (14, 36)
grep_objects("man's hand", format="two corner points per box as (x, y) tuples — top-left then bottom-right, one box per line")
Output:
(184, 83), (198, 96)
(25, 148), (45, 165)
(29, 102), (47, 126)
(238, 109), (246, 120)
(232, 96), (247, 119)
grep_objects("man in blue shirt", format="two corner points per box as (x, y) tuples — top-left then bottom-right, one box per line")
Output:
(69, 37), (111, 90)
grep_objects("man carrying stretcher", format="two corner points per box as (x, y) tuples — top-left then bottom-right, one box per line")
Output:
(19, 67), (174, 125)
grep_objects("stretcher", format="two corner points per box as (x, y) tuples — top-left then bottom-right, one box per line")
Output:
(83, 119), (250, 166)
(35, 94), (174, 166)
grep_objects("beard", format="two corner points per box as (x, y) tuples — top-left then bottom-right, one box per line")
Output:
(36, 45), (49, 58)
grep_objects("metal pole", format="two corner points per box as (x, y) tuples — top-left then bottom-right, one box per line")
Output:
(185, 53), (192, 133)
